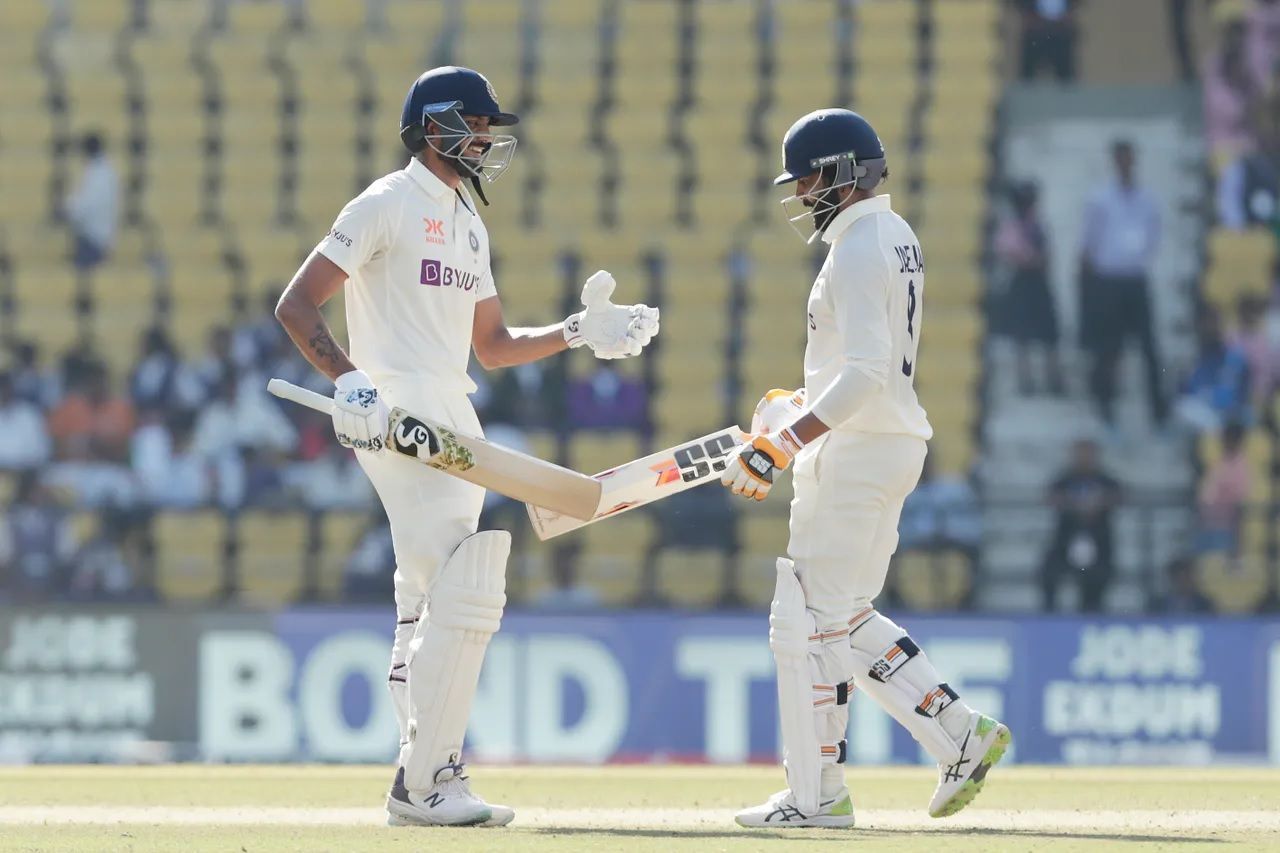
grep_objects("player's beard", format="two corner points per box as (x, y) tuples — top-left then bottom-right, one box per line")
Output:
(810, 185), (843, 234)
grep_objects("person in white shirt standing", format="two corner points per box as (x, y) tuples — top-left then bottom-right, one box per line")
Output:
(1079, 139), (1167, 428)
(722, 110), (1009, 829)
(274, 66), (657, 827)
(63, 132), (119, 273)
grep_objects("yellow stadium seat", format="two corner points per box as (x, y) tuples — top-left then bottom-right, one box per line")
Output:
(893, 550), (973, 610)
(576, 512), (654, 605)
(312, 511), (367, 598)
(655, 548), (725, 607)
(153, 511), (227, 602)
(65, 0), (133, 31)
(1196, 552), (1268, 614)
(147, 0), (211, 33)
(382, 0), (447, 34)
(569, 432), (643, 475)
(235, 511), (310, 606)
(736, 510), (790, 607)
(0, 1), (53, 35)
(306, 0), (369, 31)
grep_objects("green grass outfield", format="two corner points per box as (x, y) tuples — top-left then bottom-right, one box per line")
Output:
(0, 765), (1277, 852)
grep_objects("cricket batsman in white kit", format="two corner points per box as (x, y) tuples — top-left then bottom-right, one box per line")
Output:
(274, 66), (658, 827)
(722, 109), (1011, 828)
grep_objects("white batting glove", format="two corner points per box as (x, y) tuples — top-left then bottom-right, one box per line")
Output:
(563, 270), (660, 359)
(332, 370), (390, 452)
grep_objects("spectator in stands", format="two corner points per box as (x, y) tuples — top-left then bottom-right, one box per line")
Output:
(1161, 555), (1213, 613)
(1245, 0), (1280, 88)
(1203, 16), (1257, 165)
(1230, 294), (1276, 404)
(342, 508), (395, 601)
(0, 371), (52, 472)
(129, 326), (191, 412)
(132, 410), (212, 509)
(283, 443), (373, 511)
(7, 341), (58, 408)
(190, 326), (237, 395)
(192, 370), (298, 458)
(66, 508), (150, 602)
(1016, 0), (1082, 82)
(42, 436), (136, 510)
(62, 131), (119, 274)
(567, 364), (648, 431)
(898, 455), (983, 554)
(1040, 439), (1121, 612)
(993, 182), (1065, 395)
(1196, 421), (1252, 554)
(0, 472), (75, 602)
(1175, 305), (1253, 434)
(1079, 140), (1167, 429)
(47, 361), (136, 462)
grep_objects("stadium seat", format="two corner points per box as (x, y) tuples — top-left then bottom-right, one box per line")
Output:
(735, 511), (791, 607)
(313, 512), (367, 599)
(569, 432), (643, 476)
(235, 511), (310, 606)
(654, 548), (726, 607)
(576, 512), (653, 605)
(893, 550), (972, 610)
(153, 511), (227, 601)
(1196, 551), (1268, 613)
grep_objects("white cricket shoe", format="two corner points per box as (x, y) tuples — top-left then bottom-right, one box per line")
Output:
(928, 713), (1012, 818)
(735, 787), (855, 828)
(386, 762), (513, 827)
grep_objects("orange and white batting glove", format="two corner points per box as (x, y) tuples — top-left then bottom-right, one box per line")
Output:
(720, 427), (805, 501)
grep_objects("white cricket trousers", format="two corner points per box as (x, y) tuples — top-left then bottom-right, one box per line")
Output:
(354, 381), (486, 741)
(787, 431), (928, 627)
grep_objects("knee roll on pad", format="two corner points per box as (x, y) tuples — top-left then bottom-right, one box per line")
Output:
(400, 530), (510, 791)
(847, 609), (964, 764)
(770, 559), (857, 814)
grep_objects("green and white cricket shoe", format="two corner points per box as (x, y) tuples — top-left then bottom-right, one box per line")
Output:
(928, 714), (1012, 818)
(735, 787), (855, 828)
(386, 764), (507, 827)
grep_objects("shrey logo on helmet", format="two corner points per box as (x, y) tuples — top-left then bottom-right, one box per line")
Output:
(775, 109), (889, 244)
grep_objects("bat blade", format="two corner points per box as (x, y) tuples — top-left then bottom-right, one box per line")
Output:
(526, 425), (745, 540)
(268, 378), (602, 521)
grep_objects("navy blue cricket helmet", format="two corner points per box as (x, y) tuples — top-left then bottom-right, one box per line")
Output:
(776, 109), (889, 242)
(399, 66), (519, 203)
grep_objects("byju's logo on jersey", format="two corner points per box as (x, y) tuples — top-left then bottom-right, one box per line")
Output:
(423, 218), (446, 246)
(420, 258), (482, 291)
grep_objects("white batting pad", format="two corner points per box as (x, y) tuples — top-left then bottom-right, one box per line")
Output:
(847, 610), (969, 765)
(399, 531), (510, 791)
(770, 559), (855, 815)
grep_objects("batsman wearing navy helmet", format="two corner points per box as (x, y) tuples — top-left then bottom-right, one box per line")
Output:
(275, 66), (659, 827)
(724, 109), (1010, 828)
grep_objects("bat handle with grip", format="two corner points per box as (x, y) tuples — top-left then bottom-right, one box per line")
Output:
(267, 378), (335, 415)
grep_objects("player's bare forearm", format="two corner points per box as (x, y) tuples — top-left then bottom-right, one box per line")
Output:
(472, 295), (568, 369)
(476, 323), (569, 369)
(275, 252), (357, 382)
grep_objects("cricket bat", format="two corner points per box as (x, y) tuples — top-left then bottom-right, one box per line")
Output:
(526, 425), (746, 540)
(267, 379), (602, 521)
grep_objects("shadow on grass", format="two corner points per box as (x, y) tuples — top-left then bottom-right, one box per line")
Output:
(528, 826), (1223, 845)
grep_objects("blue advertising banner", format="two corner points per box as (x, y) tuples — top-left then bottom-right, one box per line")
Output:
(188, 609), (1280, 765)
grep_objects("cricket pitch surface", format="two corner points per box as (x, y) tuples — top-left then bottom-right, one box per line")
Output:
(0, 765), (1276, 851)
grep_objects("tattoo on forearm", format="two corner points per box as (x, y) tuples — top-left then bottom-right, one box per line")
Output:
(307, 323), (342, 368)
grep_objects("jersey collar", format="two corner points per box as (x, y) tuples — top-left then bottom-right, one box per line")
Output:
(821, 194), (892, 244)
(405, 157), (454, 200)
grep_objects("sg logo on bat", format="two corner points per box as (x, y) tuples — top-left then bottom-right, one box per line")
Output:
(673, 434), (740, 482)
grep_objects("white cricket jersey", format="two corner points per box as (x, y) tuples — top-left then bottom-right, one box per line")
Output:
(315, 157), (496, 394)
(804, 194), (933, 440)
